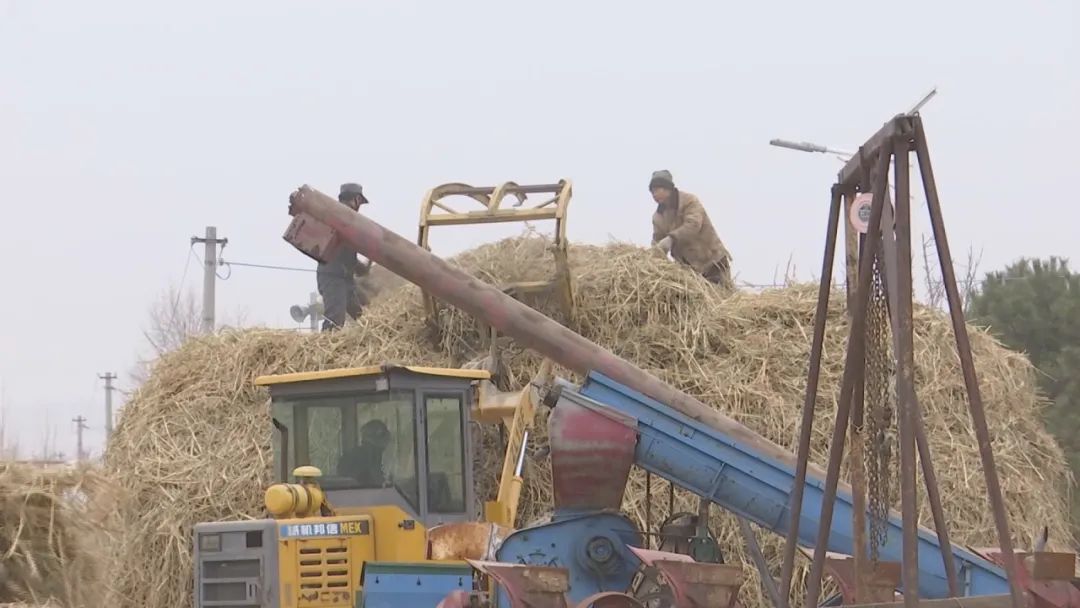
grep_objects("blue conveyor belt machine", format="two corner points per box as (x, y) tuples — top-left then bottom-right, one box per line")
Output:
(514, 369), (1012, 602)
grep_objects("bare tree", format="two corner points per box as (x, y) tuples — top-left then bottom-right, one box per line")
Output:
(127, 286), (202, 388)
(958, 245), (984, 310)
(919, 233), (983, 312)
(149, 285), (203, 356)
(921, 234), (946, 310)
(36, 412), (63, 462)
(0, 395), (18, 460)
(127, 284), (249, 389)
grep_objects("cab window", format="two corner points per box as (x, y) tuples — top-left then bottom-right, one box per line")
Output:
(272, 390), (419, 510)
(346, 391), (419, 509)
(424, 394), (466, 513)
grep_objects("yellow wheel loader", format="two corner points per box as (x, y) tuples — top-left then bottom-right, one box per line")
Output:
(193, 180), (570, 608)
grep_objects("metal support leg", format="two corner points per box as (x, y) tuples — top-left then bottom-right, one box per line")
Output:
(779, 184), (843, 608)
(912, 117), (1024, 608)
(803, 149), (892, 608)
(852, 363), (870, 603)
(892, 135), (920, 608)
(646, 471), (652, 550)
(877, 192), (961, 598)
(739, 516), (783, 607)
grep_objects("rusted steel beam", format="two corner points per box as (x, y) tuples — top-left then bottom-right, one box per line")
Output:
(852, 370), (869, 604)
(645, 472), (652, 550)
(838, 117), (905, 187)
(892, 135), (921, 608)
(803, 148), (892, 608)
(778, 184), (844, 608)
(851, 151), (868, 604)
(877, 193), (961, 597)
(845, 594), (1019, 608)
(286, 185), (811, 473)
(912, 411), (960, 597)
(738, 516), (783, 608)
(912, 116), (1025, 608)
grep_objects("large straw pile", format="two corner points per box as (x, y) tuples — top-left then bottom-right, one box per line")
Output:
(0, 463), (114, 608)
(103, 235), (1072, 608)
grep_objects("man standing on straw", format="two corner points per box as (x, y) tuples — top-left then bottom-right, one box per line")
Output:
(648, 170), (734, 289)
(317, 182), (373, 332)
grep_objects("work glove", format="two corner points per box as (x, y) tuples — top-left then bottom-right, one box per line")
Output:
(654, 236), (673, 255)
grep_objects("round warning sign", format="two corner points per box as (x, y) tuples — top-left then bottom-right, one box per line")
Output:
(850, 193), (873, 234)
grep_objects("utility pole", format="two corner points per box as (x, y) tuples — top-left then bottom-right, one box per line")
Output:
(72, 415), (88, 462)
(289, 292), (323, 332)
(308, 292), (320, 332)
(99, 372), (117, 440)
(191, 226), (228, 334)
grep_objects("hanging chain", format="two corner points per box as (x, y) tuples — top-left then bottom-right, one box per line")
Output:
(864, 247), (896, 563)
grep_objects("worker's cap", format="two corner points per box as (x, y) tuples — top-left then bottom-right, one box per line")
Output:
(649, 170), (675, 191)
(339, 183), (369, 205)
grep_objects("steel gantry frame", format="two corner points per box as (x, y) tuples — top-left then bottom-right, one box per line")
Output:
(776, 113), (1024, 608)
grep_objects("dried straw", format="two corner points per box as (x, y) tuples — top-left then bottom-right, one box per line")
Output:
(102, 233), (1072, 608)
(0, 463), (115, 608)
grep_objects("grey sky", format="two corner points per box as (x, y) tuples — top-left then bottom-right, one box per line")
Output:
(1, 0), (1076, 459)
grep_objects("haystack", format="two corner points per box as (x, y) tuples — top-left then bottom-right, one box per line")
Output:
(102, 235), (1073, 608)
(0, 463), (114, 608)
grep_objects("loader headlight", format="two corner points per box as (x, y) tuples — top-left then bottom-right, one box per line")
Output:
(199, 533), (221, 552)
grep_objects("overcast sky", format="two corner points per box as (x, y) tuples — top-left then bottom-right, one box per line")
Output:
(1, 0), (1076, 460)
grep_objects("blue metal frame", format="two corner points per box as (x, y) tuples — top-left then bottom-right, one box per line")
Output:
(494, 511), (643, 607)
(359, 562), (473, 608)
(565, 371), (1009, 599)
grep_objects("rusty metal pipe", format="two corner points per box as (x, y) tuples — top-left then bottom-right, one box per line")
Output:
(803, 148), (891, 608)
(286, 185), (807, 471)
(851, 370), (869, 603)
(645, 472), (652, 550)
(739, 516), (783, 608)
(778, 184), (843, 608)
(893, 134), (921, 608)
(912, 118), (1024, 608)
(914, 404), (960, 596)
(851, 167), (874, 604)
(878, 190), (961, 598)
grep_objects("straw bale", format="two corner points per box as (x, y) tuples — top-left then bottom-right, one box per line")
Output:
(0, 463), (115, 608)
(103, 234), (1073, 608)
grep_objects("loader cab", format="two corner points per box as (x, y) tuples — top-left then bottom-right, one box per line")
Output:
(256, 365), (487, 528)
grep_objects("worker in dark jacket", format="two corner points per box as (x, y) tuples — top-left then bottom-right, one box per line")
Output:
(317, 183), (373, 331)
(649, 170), (734, 289)
(338, 419), (392, 487)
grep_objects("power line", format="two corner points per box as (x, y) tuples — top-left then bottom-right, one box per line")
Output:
(221, 259), (315, 274)
(168, 245), (197, 329)
(216, 253), (1021, 290)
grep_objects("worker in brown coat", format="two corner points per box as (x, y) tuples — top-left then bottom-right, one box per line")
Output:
(649, 170), (734, 289)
